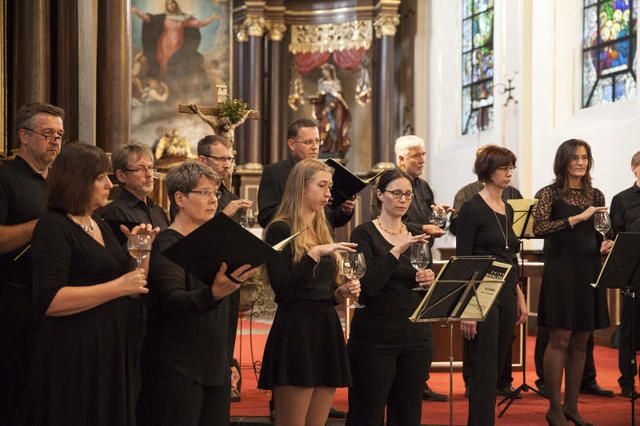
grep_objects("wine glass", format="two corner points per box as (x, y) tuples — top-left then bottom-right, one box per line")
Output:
(342, 252), (366, 309)
(430, 209), (448, 229)
(127, 234), (152, 269)
(410, 242), (431, 291)
(240, 207), (256, 228)
(594, 211), (611, 239)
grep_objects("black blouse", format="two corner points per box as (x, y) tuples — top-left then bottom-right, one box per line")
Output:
(264, 221), (337, 304)
(455, 194), (519, 285)
(144, 228), (228, 386)
(348, 221), (431, 349)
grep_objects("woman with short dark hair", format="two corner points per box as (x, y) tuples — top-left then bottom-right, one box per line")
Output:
(456, 145), (528, 426)
(138, 161), (257, 426)
(19, 143), (153, 425)
(346, 168), (435, 426)
(534, 139), (609, 425)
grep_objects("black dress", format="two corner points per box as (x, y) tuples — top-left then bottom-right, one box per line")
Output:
(533, 185), (609, 331)
(258, 221), (351, 389)
(346, 221), (433, 426)
(19, 210), (142, 426)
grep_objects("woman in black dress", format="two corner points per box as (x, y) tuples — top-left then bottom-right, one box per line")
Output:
(533, 139), (609, 426)
(258, 159), (360, 426)
(456, 146), (528, 426)
(346, 168), (434, 426)
(19, 143), (153, 426)
(138, 161), (256, 426)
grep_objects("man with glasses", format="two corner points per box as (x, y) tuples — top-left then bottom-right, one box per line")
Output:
(258, 118), (354, 229)
(197, 135), (252, 221)
(197, 134), (252, 403)
(98, 143), (169, 243)
(0, 102), (64, 425)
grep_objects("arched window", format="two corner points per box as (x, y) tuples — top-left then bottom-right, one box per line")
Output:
(462, 0), (495, 135)
(582, 0), (637, 107)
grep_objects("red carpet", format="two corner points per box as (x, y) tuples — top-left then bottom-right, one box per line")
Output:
(230, 319), (633, 425)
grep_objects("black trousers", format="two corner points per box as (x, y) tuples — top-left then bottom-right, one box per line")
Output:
(463, 335), (514, 388)
(618, 292), (640, 390)
(138, 367), (231, 426)
(466, 286), (517, 426)
(0, 284), (39, 426)
(228, 290), (240, 362)
(346, 344), (432, 426)
(534, 326), (596, 386)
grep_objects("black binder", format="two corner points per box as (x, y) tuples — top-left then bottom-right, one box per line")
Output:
(325, 158), (383, 207)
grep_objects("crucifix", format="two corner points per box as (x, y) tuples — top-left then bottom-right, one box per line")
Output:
(177, 83), (260, 146)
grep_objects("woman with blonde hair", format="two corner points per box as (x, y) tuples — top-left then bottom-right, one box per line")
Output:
(258, 159), (360, 426)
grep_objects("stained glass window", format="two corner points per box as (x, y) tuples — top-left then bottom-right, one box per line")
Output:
(462, 0), (494, 135)
(582, 0), (637, 107)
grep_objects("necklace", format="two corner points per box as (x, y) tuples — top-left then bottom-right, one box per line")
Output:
(376, 218), (406, 235)
(492, 210), (510, 250)
(67, 214), (95, 233)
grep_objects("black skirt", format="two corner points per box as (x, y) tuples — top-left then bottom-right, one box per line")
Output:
(258, 301), (351, 389)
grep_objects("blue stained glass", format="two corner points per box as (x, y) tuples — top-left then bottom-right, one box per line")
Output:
(582, 0), (637, 108)
(462, 0), (494, 134)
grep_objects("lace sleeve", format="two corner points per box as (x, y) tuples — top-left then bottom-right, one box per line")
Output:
(533, 186), (569, 236)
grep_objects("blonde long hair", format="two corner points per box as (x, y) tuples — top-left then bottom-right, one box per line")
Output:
(266, 159), (339, 269)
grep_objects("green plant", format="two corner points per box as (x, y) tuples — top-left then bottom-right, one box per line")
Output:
(218, 98), (249, 124)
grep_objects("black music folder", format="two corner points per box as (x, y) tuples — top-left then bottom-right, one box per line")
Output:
(325, 158), (383, 207)
(163, 213), (303, 285)
(593, 232), (640, 289)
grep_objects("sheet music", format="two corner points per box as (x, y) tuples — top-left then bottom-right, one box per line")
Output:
(459, 261), (511, 320)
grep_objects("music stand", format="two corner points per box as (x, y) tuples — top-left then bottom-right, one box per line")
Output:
(498, 199), (545, 417)
(410, 256), (511, 426)
(593, 232), (640, 425)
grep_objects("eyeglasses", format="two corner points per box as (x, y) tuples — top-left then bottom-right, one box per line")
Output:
(126, 166), (158, 174)
(189, 189), (222, 199)
(384, 190), (414, 200)
(23, 128), (64, 144)
(294, 138), (324, 147)
(496, 166), (516, 172)
(202, 154), (235, 163)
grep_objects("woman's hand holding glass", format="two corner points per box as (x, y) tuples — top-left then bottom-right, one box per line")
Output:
(341, 251), (366, 308)
(117, 268), (148, 297)
(593, 210), (611, 239)
(414, 268), (435, 291)
(410, 242), (431, 291)
(390, 233), (429, 259)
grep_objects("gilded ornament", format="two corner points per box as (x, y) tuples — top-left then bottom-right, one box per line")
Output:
(265, 21), (287, 41)
(373, 14), (400, 38)
(289, 20), (372, 54)
(244, 15), (265, 37)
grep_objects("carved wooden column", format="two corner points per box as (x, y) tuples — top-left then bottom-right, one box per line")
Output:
(242, 5), (265, 170)
(14, 0), (50, 120)
(96, 0), (131, 153)
(372, 2), (400, 169)
(56, 0), (79, 142)
(265, 19), (287, 164)
(233, 23), (248, 163)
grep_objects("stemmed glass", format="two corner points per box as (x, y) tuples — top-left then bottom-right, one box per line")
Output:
(594, 211), (611, 239)
(240, 207), (257, 228)
(128, 234), (152, 269)
(430, 209), (448, 229)
(410, 242), (431, 291)
(342, 252), (366, 309)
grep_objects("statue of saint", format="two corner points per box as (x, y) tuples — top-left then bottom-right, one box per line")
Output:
(155, 129), (192, 161)
(313, 63), (352, 154)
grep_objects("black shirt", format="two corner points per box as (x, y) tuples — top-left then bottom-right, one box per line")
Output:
(217, 182), (240, 222)
(0, 156), (48, 286)
(610, 182), (640, 234)
(456, 194), (520, 284)
(98, 188), (169, 244)
(348, 221), (432, 349)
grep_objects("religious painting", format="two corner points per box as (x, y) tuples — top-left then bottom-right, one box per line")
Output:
(461, 0), (495, 135)
(130, 0), (232, 162)
(582, 0), (638, 108)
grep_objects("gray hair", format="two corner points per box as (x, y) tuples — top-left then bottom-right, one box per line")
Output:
(16, 102), (65, 136)
(394, 135), (425, 164)
(166, 160), (220, 211)
(112, 143), (154, 179)
(632, 151), (640, 168)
